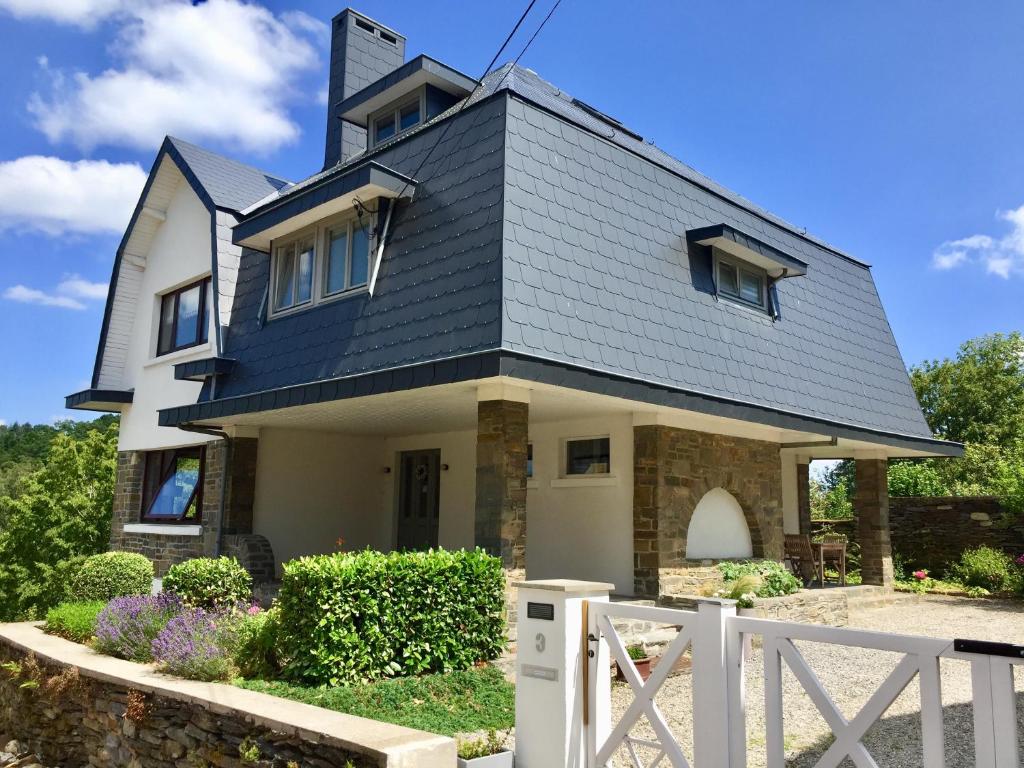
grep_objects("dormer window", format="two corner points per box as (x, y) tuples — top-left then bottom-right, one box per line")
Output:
(715, 253), (767, 311)
(370, 94), (424, 147)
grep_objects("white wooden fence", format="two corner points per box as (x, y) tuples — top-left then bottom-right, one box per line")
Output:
(584, 599), (1022, 768)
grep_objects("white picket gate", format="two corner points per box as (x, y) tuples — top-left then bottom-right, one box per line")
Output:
(584, 599), (1023, 768)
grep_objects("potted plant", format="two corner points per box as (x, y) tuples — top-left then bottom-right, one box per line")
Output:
(616, 643), (652, 682)
(457, 730), (513, 767)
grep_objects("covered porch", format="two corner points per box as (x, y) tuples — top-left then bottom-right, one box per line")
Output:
(149, 374), (945, 599)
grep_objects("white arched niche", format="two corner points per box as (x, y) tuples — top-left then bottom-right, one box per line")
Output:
(685, 487), (753, 559)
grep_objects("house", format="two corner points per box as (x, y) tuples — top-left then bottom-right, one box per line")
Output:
(66, 8), (961, 598)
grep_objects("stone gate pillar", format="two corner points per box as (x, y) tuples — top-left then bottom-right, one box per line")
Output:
(855, 457), (893, 587)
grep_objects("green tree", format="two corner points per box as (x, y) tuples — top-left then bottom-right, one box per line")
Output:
(0, 420), (119, 620)
(887, 460), (951, 497)
(810, 477), (853, 520)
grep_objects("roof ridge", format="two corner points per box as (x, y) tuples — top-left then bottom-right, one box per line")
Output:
(166, 135), (291, 186)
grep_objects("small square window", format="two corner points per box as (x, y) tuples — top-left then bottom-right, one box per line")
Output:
(715, 251), (768, 311)
(739, 270), (763, 305)
(717, 262), (739, 297)
(526, 443), (534, 478)
(375, 114), (396, 143)
(141, 447), (203, 522)
(399, 101), (421, 131)
(565, 437), (610, 476)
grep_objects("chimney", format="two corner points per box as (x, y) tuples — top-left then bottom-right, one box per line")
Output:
(323, 9), (406, 169)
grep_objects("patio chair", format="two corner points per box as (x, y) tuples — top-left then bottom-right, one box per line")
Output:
(784, 534), (821, 586)
(815, 532), (848, 586)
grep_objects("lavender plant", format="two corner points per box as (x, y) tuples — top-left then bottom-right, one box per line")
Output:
(94, 594), (181, 662)
(151, 606), (245, 681)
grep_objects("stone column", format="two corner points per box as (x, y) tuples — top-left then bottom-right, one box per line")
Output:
(475, 399), (528, 571)
(109, 450), (146, 551)
(204, 437), (259, 535)
(796, 461), (812, 536)
(632, 425), (663, 597)
(855, 458), (893, 587)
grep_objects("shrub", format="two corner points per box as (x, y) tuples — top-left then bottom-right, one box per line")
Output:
(948, 546), (1020, 593)
(717, 560), (801, 598)
(163, 557), (252, 610)
(44, 601), (105, 643)
(277, 548), (506, 685)
(151, 606), (242, 681)
(94, 593), (181, 662)
(234, 606), (281, 679)
(71, 552), (153, 602)
(716, 574), (762, 608)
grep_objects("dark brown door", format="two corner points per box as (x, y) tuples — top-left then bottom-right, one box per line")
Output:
(397, 449), (440, 550)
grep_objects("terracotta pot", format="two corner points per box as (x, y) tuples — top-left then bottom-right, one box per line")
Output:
(616, 656), (653, 682)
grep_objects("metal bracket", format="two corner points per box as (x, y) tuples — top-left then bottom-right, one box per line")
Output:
(955, 639), (1024, 659)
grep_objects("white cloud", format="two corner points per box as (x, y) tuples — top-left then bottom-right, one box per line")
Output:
(931, 206), (1024, 279)
(58, 274), (108, 299)
(28, 0), (322, 153)
(0, 0), (130, 27)
(0, 155), (146, 235)
(0, 420), (6, 427)
(3, 285), (87, 310)
(3, 273), (107, 311)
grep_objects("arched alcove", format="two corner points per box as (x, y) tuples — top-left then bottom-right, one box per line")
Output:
(685, 487), (753, 559)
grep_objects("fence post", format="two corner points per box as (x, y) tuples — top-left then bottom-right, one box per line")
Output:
(692, 598), (738, 768)
(514, 579), (613, 768)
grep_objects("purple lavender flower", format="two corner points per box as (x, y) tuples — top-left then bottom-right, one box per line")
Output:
(94, 593), (181, 662)
(151, 606), (242, 681)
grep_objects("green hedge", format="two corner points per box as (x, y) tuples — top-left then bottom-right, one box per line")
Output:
(44, 601), (105, 643)
(277, 549), (506, 685)
(71, 552), (153, 602)
(163, 556), (253, 609)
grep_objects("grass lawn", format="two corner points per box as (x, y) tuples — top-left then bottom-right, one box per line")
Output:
(235, 665), (514, 736)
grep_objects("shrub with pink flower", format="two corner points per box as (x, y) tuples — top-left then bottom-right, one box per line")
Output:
(913, 570), (929, 581)
(1015, 554), (1024, 567)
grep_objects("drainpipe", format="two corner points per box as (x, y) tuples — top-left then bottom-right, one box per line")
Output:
(178, 422), (231, 558)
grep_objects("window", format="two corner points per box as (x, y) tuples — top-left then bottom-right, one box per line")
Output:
(141, 447), (204, 522)
(272, 235), (315, 312)
(270, 213), (374, 317)
(715, 251), (767, 311)
(157, 278), (210, 355)
(369, 94), (424, 147)
(565, 437), (610, 476)
(526, 443), (534, 478)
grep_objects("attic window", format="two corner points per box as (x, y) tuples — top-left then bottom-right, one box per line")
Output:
(715, 250), (767, 311)
(370, 93), (423, 147)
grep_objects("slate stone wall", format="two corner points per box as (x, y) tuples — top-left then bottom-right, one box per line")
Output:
(816, 496), (1024, 574)
(633, 425), (784, 597)
(0, 640), (373, 768)
(109, 438), (265, 578)
(475, 400), (528, 570)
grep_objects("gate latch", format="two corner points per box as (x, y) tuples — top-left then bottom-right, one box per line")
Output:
(954, 638), (1024, 659)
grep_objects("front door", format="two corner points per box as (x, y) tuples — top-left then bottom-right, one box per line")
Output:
(397, 449), (440, 550)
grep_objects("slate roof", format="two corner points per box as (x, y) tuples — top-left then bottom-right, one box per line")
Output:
(155, 63), (945, 449)
(167, 137), (290, 213)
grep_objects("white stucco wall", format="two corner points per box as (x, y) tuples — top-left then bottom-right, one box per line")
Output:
(117, 178), (217, 452)
(781, 452), (800, 534)
(685, 487), (753, 559)
(525, 414), (634, 593)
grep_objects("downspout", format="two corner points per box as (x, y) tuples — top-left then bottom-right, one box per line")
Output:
(178, 422), (231, 558)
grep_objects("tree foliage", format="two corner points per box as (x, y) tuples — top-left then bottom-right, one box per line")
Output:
(0, 418), (119, 620)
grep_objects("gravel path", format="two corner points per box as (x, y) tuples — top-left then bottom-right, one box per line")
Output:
(608, 596), (1024, 767)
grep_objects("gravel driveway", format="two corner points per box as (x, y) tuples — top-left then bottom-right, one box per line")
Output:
(608, 596), (1024, 767)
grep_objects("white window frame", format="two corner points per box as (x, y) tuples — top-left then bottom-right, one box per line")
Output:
(560, 435), (612, 478)
(368, 89), (426, 149)
(714, 248), (769, 312)
(268, 211), (374, 320)
(271, 230), (316, 314)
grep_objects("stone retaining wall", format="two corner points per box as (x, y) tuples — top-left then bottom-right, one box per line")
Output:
(0, 624), (452, 768)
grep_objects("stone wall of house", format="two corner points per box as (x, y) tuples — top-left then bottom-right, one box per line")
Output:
(633, 425), (784, 596)
(0, 628), (451, 768)
(109, 438), (265, 578)
(812, 496), (1024, 574)
(475, 400), (528, 570)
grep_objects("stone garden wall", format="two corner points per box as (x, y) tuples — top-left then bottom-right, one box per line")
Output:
(0, 624), (452, 768)
(813, 496), (1024, 574)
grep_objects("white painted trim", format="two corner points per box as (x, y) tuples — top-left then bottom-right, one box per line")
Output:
(550, 475), (618, 488)
(123, 523), (203, 536)
(143, 343), (213, 369)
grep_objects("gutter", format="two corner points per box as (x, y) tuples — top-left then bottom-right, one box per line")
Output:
(177, 422), (231, 558)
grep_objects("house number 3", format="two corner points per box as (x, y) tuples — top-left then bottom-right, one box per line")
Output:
(535, 633), (546, 653)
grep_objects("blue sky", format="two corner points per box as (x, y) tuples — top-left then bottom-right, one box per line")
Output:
(0, 0), (1021, 426)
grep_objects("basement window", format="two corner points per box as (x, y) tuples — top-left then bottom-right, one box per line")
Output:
(564, 437), (610, 476)
(141, 447), (204, 522)
(157, 277), (210, 356)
